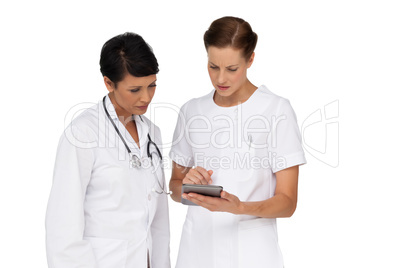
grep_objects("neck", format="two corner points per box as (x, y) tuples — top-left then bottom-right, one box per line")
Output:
(214, 80), (257, 107)
(108, 92), (133, 124)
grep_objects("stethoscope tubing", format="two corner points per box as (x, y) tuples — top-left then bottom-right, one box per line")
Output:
(103, 96), (162, 159)
(102, 96), (169, 195)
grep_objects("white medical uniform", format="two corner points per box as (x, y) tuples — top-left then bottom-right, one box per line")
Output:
(170, 85), (306, 268)
(46, 95), (170, 268)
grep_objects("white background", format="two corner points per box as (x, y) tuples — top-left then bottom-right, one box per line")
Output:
(1, 0), (401, 267)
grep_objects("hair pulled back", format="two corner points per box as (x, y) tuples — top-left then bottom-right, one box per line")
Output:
(204, 16), (258, 60)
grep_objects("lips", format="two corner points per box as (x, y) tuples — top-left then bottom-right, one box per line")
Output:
(136, 105), (149, 110)
(217, 85), (230, 91)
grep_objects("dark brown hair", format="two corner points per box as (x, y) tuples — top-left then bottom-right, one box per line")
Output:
(204, 16), (258, 60)
(100, 32), (159, 85)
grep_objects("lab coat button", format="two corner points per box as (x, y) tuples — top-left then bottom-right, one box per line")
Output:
(148, 194), (152, 201)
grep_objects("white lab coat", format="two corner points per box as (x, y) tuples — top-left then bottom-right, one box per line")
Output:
(170, 85), (306, 268)
(46, 95), (170, 268)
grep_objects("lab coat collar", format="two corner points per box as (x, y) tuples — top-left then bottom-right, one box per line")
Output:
(133, 115), (149, 154)
(103, 94), (119, 120)
(103, 94), (146, 123)
(103, 94), (149, 155)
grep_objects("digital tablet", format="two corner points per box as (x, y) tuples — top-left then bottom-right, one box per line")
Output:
(181, 184), (223, 206)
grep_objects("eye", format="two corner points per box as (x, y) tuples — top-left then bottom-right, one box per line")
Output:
(228, 68), (238, 72)
(130, 89), (140, 93)
(209, 66), (218, 70)
(149, 84), (157, 88)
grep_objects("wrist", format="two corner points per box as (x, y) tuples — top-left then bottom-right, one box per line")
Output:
(237, 202), (247, 215)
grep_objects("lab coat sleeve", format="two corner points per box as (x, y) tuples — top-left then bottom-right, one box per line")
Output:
(268, 98), (306, 173)
(150, 127), (171, 268)
(169, 102), (194, 167)
(45, 125), (97, 268)
(150, 179), (171, 268)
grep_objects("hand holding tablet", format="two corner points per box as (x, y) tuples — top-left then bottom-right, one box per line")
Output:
(181, 184), (223, 206)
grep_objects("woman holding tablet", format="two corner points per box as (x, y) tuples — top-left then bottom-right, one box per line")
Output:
(169, 17), (306, 268)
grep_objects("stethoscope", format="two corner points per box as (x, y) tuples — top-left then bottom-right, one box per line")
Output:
(103, 96), (171, 195)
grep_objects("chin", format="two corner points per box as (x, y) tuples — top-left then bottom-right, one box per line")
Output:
(134, 109), (148, 115)
(215, 88), (233, 97)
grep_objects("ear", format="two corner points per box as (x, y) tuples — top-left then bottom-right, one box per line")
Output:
(103, 76), (115, 93)
(247, 52), (255, 68)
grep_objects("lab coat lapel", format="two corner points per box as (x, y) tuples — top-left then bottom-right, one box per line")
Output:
(104, 95), (148, 158)
(133, 114), (149, 158)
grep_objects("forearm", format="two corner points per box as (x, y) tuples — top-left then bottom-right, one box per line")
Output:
(169, 179), (183, 203)
(239, 193), (297, 218)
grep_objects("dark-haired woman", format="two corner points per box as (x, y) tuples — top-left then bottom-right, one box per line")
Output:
(46, 33), (170, 268)
(169, 17), (306, 268)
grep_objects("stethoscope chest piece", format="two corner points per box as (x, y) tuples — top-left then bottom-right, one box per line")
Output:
(130, 154), (142, 168)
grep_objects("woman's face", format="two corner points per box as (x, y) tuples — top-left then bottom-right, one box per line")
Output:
(104, 73), (157, 116)
(207, 46), (254, 98)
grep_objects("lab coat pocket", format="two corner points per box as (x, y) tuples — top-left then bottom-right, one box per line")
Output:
(238, 218), (283, 268)
(84, 236), (128, 268)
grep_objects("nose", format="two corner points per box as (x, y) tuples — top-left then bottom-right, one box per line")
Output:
(139, 89), (152, 104)
(217, 70), (227, 84)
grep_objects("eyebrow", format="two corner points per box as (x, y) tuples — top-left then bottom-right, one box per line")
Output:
(209, 61), (239, 68)
(127, 80), (157, 89)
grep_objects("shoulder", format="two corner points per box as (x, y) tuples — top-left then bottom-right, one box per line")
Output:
(61, 100), (101, 147)
(69, 101), (100, 132)
(256, 85), (290, 106)
(254, 85), (294, 115)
